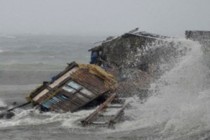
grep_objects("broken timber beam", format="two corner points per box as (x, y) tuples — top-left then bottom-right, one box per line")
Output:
(81, 92), (117, 126)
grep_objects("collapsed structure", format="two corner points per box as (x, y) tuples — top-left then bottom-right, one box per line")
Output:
(26, 62), (127, 127)
(27, 62), (117, 113)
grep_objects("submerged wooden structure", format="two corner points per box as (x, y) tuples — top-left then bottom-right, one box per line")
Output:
(26, 61), (126, 127)
(27, 61), (118, 112)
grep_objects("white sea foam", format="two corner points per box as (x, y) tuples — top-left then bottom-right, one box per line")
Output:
(0, 109), (64, 128)
(0, 107), (96, 130)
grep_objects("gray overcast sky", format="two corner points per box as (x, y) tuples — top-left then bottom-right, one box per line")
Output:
(0, 0), (210, 36)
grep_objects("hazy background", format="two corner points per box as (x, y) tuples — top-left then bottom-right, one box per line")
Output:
(0, 0), (210, 37)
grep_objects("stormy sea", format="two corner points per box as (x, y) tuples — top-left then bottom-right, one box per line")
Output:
(0, 35), (210, 140)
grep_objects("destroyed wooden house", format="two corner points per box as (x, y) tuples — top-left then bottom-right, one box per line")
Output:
(27, 62), (118, 113)
(27, 30), (169, 115)
(25, 61), (127, 127)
